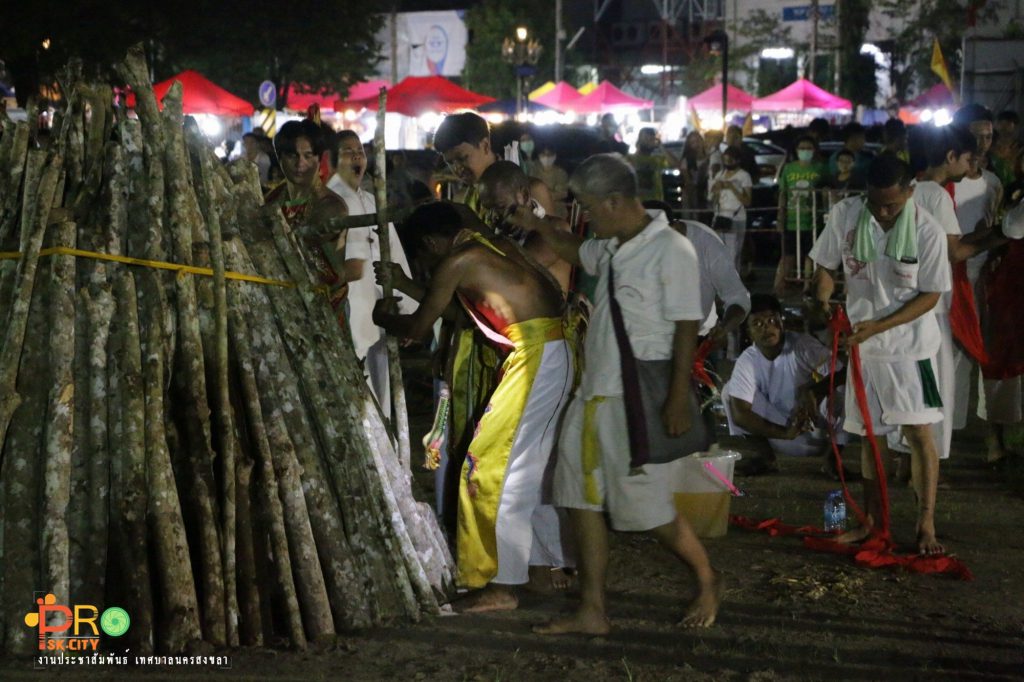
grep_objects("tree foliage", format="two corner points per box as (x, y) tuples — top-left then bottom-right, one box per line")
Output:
(463, 0), (581, 99)
(1, 2), (382, 108)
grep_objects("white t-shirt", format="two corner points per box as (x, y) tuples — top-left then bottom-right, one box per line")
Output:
(578, 211), (703, 399)
(808, 196), (951, 361)
(954, 170), (1002, 281)
(725, 331), (836, 427)
(708, 169), (752, 224)
(678, 218), (751, 335)
(326, 175), (418, 359)
(913, 180), (959, 313)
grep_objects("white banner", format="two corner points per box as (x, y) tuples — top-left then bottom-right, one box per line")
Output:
(377, 11), (468, 80)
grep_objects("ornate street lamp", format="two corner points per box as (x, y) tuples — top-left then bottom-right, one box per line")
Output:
(502, 26), (542, 118)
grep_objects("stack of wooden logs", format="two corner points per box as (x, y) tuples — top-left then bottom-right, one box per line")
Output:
(0, 46), (453, 656)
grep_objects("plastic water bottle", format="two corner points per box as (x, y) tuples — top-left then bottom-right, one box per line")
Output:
(823, 490), (847, 532)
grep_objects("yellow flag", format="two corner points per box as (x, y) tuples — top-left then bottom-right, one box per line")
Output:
(688, 103), (702, 134)
(742, 111), (754, 136)
(930, 38), (956, 97)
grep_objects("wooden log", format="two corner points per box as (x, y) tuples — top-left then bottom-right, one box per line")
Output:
(153, 80), (225, 648)
(371, 87), (412, 470)
(40, 218), (77, 614)
(0, 121), (30, 249)
(0, 151), (61, 461)
(222, 230), (372, 624)
(189, 121), (240, 648)
(138, 270), (203, 653)
(233, 452), (263, 647)
(227, 287), (334, 642)
(108, 270), (154, 654)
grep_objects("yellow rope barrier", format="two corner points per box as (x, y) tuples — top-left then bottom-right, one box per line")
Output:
(0, 246), (296, 288)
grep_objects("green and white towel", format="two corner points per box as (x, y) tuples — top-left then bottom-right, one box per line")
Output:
(853, 198), (917, 263)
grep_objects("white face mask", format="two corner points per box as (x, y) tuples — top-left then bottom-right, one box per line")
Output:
(539, 155), (555, 167)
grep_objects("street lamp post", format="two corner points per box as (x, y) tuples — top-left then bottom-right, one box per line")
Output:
(704, 29), (730, 131)
(502, 26), (542, 118)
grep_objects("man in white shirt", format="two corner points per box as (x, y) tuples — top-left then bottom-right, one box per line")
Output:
(721, 294), (847, 478)
(522, 154), (722, 635)
(810, 154), (951, 556)
(326, 130), (418, 414)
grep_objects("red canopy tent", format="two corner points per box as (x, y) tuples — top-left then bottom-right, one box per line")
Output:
(339, 76), (495, 116)
(529, 81), (584, 112)
(573, 81), (654, 114)
(127, 70), (254, 116)
(906, 82), (955, 109)
(689, 83), (754, 111)
(289, 80), (391, 111)
(753, 78), (852, 112)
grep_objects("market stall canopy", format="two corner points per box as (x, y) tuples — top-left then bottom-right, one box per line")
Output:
(329, 80), (393, 111)
(341, 76), (495, 116)
(573, 81), (654, 114)
(905, 82), (955, 109)
(285, 80), (390, 111)
(529, 81), (584, 112)
(528, 81), (557, 99)
(753, 78), (852, 112)
(689, 83), (754, 111)
(477, 99), (555, 115)
(128, 70), (254, 116)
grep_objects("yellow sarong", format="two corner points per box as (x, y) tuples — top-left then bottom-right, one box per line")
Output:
(456, 317), (565, 588)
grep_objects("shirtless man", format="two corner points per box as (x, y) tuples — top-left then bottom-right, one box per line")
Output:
(373, 202), (573, 613)
(477, 160), (573, 294)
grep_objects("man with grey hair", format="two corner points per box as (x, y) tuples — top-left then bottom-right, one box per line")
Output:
(509, 153), (722, 634)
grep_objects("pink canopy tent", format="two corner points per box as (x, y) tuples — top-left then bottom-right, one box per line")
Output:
(689, 83), (754, 111)
(127, 70), (254, 116)
(573, 81), (654, 114)
(529, 81), (584, 112)
(340, 76), (495, 117)
(753, 78), (852, 112)
(285, 80), (390, 111)
(906, 83), (954, 109)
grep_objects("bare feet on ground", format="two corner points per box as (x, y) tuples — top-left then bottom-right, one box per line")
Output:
(680, 572), (724, 628)
(533, 605), (611, 636)
(916, 522), (945, 555)
(525, 566), (575, 594)
(835, 524), (873, 544)
(454, 585), (518, 613)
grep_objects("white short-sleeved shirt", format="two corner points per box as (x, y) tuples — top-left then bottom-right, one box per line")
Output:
(954, 170), (1002, 280)
(708, 169), (752, 223)
(326, 175), (418, 358)
(678, 218), (751, 335)
(808, 195), (951, 361)
(726, 331), (837, 424)
(578, 211), (703, 399)
(913, 180), (959, 313)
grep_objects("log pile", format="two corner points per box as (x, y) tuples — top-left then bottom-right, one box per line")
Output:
(0, 47), (453, 656)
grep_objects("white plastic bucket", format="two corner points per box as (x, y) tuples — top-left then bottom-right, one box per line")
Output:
(672, 450), (742, 538)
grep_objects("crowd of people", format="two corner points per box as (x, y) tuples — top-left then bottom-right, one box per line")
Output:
(260, 102), (1024, 634)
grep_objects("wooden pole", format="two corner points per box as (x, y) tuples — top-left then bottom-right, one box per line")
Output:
(371, 88), (411, 470)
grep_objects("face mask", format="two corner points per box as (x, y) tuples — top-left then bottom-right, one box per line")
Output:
(540, 155), (555, 167)
(520, 141), (534, 154)
(797, 149), (815, 162)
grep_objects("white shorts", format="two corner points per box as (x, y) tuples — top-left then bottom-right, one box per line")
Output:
(843, 356), (943, 436)
(553, 395), (677, 532)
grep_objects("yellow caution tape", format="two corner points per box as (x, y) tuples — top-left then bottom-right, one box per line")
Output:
(0, 246), (295, 288)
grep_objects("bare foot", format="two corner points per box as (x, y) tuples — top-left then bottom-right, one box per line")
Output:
(835, 524), (872, 544)
(455, 585), (518, 613)
(550, 568), (575, 591)
(916, 522), (945, 556)
(680, 572), (724, 628)
(533, 605), (611, 636)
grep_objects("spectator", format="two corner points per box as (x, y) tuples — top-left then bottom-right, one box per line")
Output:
(533, 145), (569, 217)
(881, 118), (909, 163)
(775, 135), (827, 296)
(680, 130), (706, 210)
(722, 294), (848, 478)
(826, 148), (866, 205)
(829, 122), (871, 177)
(708, 147), (752, 271)
(630, 127), (679, 203)
(992, 109), (1021, 186)
(518, 131), (538, 177)
(241, 132), (271, 187)
(596, 113), (628, 155)
(725, 124), (759, 184)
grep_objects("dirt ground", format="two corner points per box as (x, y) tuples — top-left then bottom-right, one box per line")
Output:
(4, 351), (1024, 681)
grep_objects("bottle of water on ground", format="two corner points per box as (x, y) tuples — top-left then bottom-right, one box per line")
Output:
(824, 490), (847, 532)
